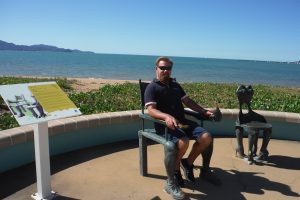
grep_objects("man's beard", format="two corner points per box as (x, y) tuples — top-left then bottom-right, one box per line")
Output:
(160, 74), (170, 84)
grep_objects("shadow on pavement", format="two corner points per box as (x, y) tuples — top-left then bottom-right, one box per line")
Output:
(184, 167), (299, 200)
(266, 155), (300, 170)
(0, 140), (138, 199)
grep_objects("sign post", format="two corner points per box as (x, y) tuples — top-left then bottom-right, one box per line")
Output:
(31, 121), (55, 200)
(0, 82), (81, 199)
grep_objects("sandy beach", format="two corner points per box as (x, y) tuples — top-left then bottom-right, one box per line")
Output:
(66, 77), (139, 92)
(5, 75), (140, 92)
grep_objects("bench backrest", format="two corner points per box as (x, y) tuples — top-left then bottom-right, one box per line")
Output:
(139, 79), (149, 114)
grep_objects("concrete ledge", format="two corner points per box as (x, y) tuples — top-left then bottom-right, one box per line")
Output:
(0, 110), (140, 149)
(0, 109), (299, 150)
(0, 109), (299, 173)
(219, 109), (300, 123)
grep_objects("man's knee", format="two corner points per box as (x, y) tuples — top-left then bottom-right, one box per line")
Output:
(177, 137), (189, 149)
(198, 132), (212, 145)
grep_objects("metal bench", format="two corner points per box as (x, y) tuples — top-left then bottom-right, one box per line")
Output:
(138, 79), (222, 177)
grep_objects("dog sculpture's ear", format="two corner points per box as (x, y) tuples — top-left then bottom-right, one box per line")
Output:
(247, 85), (254, 96)
(236, 85), (245, 95)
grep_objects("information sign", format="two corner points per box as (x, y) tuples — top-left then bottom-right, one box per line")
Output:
(0, 81), (81, 125)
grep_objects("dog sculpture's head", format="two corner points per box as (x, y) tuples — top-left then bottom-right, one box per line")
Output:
(236, 85), (254, 106)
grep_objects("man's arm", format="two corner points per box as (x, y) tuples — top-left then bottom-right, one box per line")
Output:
(182, 96), (213, 116)
(147, 104), (178, 130)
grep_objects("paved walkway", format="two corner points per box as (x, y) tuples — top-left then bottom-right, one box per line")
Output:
(1, 138), (300, 200)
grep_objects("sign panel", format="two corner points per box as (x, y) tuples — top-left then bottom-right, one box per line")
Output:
(0, 82), (81, 125)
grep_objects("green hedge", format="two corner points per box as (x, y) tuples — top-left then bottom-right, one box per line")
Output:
(1, 77), (300, 130)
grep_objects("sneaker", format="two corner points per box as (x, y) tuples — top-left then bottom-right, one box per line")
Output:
(254, 151), (269, 163)
(235, 148), (246, 159)
(200, 168), (222, 186)
(164, 180), (185, 200)
(180, 158), (195, 182)
(174, 170), (185, 188)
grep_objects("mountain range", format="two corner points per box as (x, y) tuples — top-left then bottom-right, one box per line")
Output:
(0, 40), (298, 63)
(0, 40), (92, 53)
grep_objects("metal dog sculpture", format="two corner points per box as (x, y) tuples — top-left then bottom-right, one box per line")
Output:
(235, 85), (272, 164)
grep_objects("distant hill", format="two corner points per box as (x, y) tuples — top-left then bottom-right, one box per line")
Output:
(291, 61), (300, 64)
(0, 40), (92, 53)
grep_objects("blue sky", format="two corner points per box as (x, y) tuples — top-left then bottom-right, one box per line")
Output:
(0, 0), (299, 61)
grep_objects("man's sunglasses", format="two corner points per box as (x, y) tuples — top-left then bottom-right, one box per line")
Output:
(158, 66), (172, 71)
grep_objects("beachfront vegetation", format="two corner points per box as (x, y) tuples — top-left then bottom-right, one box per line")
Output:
(1, 77), (300, 130)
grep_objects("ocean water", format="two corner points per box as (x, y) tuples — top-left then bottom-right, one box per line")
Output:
(0, 51), (299, 87)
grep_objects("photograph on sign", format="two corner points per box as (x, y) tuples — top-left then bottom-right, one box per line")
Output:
(0, 82), (81, 125)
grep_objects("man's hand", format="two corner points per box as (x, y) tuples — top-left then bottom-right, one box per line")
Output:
(165, 114), (178, 130)
(205, 110), (213, 117)
(147, 104), (179, 129)
(206, 107), (222, 122)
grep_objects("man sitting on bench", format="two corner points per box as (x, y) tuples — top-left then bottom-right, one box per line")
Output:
(144, 56), (221, 199)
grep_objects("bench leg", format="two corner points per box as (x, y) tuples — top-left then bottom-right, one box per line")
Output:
(259, 127), (272, 155)
(139, 132), (147, 176)
(252, 131), (259, 156)
(247, 129), (257, 164)
(164, 141), (177, 182)
(235, 127), (245, 158)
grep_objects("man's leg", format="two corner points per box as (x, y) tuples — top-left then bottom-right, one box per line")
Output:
(174, 138), (189, 187)
(187, 132), (212, 163)
(181, 131), (212, 182)
(181, 127), (221, 186)
(199, 138), (221, 186)
(175, 138), (189, 170)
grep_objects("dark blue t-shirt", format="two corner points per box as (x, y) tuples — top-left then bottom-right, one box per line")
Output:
(144, 78), (187, 132)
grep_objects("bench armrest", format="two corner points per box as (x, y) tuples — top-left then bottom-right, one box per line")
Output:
(184, 108), (209, 121)
(139, 113), (167, 126)
(184, 108), (222, 122)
